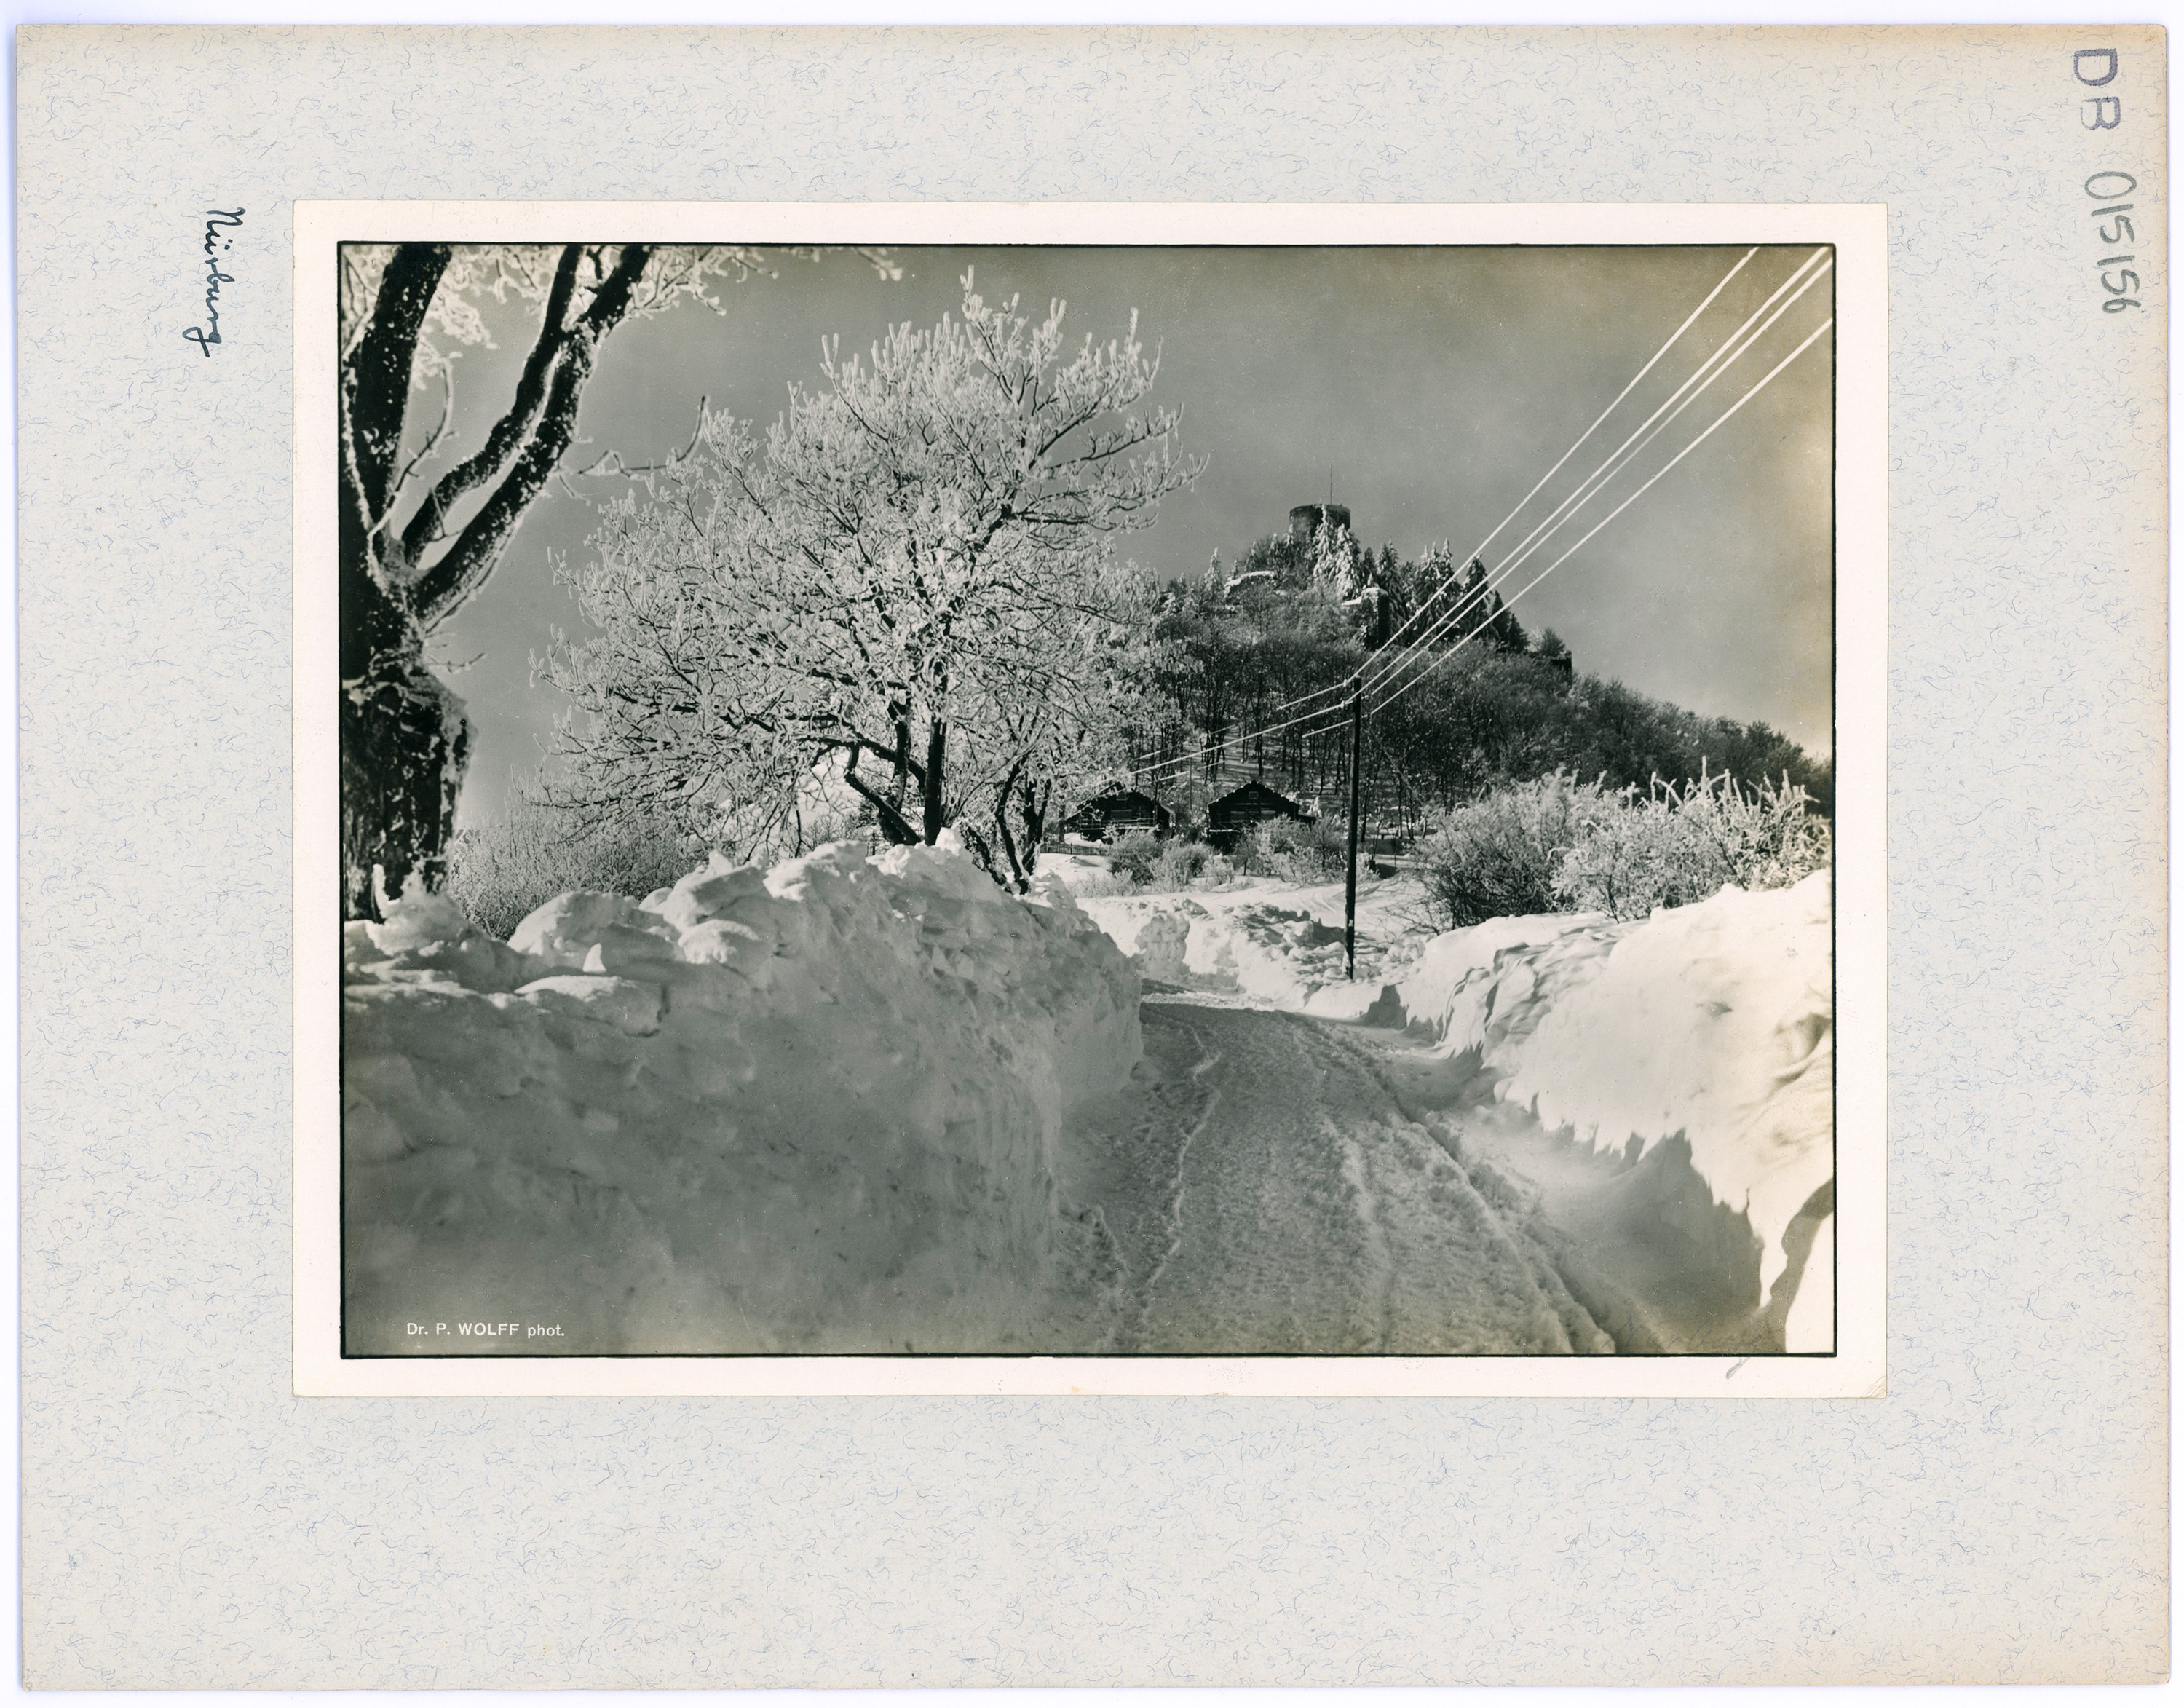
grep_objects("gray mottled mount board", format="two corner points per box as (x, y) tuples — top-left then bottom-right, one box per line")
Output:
(17, 23), (2167, 1688)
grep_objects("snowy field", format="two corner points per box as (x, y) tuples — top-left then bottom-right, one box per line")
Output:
(342, 840), (1832, 1357)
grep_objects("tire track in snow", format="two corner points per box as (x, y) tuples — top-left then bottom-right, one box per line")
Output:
(1131, 1018), (1222, 1334)
(1328, 1115), (1398, 1353)
(1307, 1021), (1616, 1354)
(1071, 999), (1613, 1355)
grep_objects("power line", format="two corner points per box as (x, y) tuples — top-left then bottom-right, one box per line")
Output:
(1355, 254), (1832, 705)
(1128, 692), (1366, 785)
(1437, 250), (1834, 634)
(1128, 250), (1829, 793)
(1358, 246), (1760, 675)
(1371, 311), (1835, 717)
(1370, 314), (1836, 721)
(1123, 675), (1348, 769)
(1361, 248), (1832, 700)
(1125, 248), (1768, 788)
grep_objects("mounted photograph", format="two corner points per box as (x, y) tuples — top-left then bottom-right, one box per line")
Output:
(295, 202), (1886, 1396)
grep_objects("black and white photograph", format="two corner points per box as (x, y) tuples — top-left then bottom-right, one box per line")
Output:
(305, 205), (1881, 1385)
(20, 14), (2165, 1688)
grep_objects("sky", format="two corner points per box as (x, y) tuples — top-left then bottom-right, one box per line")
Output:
(407, 242), (1835, 826)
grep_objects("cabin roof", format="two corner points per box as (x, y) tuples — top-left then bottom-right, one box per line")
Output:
(1208, 780), (1303, 813)
(1075, 787), (1163, 810)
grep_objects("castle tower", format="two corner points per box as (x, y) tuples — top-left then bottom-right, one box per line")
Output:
(1288, 502), (1351, 542)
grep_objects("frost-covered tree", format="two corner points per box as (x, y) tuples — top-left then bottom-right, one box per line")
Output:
(1307, 515), (1367, 601)
(1393, 539), (1460, 638)
(336, 241), (898, 917)
(1454, 554), (1529, 655)
(544, 275), (1198, 889)
(962, 569), (1168, 885)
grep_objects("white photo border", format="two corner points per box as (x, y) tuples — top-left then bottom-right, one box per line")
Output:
(294, 199), (1886, 1399)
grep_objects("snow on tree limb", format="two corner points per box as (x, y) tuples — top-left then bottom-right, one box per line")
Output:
(344, 243), (452, 531)
(336, 238), (900, 916)
(394, 244), (585, 572)
(543, 278), (1194, 871)
(410, 243), (656, 626)
(339, 240), (903, 626)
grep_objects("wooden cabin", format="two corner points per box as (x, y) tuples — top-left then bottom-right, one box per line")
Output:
(1205, 780), (1311, 851)
(1061, 788), (1172, 843)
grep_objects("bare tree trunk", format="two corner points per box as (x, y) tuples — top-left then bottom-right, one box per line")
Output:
(842, 743), (920, 845)
(989, 761), (1041, 893)
(340, 649), (468, 917)
(957, 821), (1000, 884)
(339, 246), (456, 917)
(922, 719), (947, 844)
(340, 482), (472, 915)
(337, 241), (656, 920)
(1015, 775), (1050, 880)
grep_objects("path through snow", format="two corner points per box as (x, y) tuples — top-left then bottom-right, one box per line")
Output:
(1061, 867), (1835, 1356)
(1056, 992), (1613, 1356)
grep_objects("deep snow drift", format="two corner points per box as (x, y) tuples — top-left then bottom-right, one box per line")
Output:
(342, 837), (1141, 1353)
(1071, 864), (1420, 1019)
(1395, 873), (1834, 1320)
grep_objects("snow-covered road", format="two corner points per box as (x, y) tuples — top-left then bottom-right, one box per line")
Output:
(344, 844), (1827, 1356)
(1061, 867), (1835, 1356)
(1056, 993), (1615, 1356)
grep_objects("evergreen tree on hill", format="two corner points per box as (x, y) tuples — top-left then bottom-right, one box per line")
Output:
(1456, 556), (1530, 655)
(1232, 529), (1310, 588)
(1531, 627), (1575, 679)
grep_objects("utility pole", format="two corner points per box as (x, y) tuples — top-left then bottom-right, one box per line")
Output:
(1344, 672), (1364, 981)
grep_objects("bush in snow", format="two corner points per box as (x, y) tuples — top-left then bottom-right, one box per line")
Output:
(445, 797), (711, 940)
(1050, 861), (1136, 899)
(1413, 772), (1613, 929)
(1553, 770), (1831, 921)
(1415, 769), (1832, 928)
(1233, 815), (1350, 883)
(1152, 839), (1233, 890)
(1101, 826), (1163, 887)
(1083, 830), (1235, 894)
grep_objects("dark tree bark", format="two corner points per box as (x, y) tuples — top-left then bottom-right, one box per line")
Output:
(339, 242), (654, 918)
(339, 246), (457, 917)
(1016, 775), (1051, 874)
(842, 742), (921, 846)
(921, 719), (948, 844)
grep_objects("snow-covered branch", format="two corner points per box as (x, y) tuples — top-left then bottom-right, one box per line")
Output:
(542, 279), (1192, 871)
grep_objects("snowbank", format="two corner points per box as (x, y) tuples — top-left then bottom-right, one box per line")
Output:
(342, 836), (1141, 1353)
(1076, 879), (1416, 1017)
(1398, 874), (1834, 1315)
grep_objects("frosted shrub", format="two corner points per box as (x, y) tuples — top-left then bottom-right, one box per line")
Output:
(447, 802), (711, 940)
(1545, 802), (1679, 921)
(1696, 771), (1833, 893)
(1235, 815), (1348, 883)
(1057, 863), (1136, 899)
(1101, 826), (1163, 887)
(1554, 770), (1830, 920)
(1152, 840), (1232, 891)
(1413, 772), (1613, 930)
